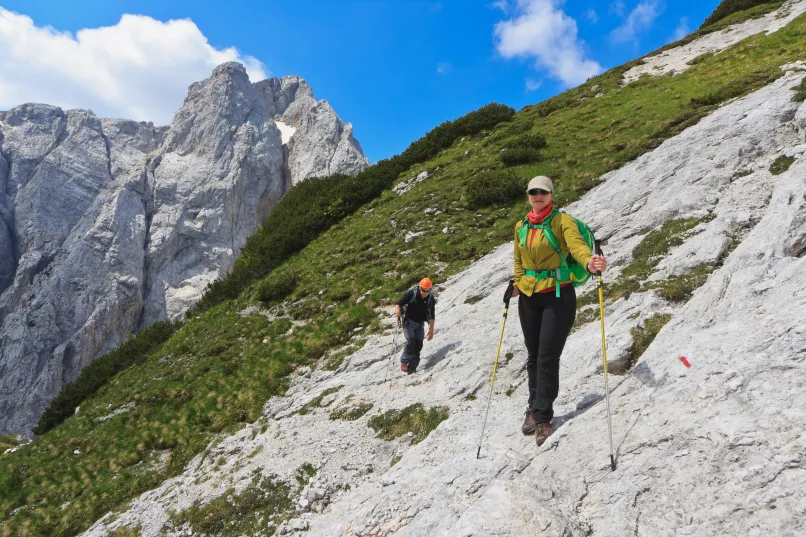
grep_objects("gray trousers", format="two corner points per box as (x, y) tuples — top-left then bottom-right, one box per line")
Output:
(400, 319), (425, 370)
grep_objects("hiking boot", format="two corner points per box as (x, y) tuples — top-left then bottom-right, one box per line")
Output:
(535, 422), (551, 446)
(400, 363), (408, 372)
(521, 410), (535, 436)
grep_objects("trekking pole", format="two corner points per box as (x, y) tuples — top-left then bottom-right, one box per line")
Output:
(476, 279), (515, 459)
(385, 320), (401, 390)
(595, 240), (616, 471)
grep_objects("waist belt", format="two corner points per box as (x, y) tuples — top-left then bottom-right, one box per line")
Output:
(524, 267), (570, 298)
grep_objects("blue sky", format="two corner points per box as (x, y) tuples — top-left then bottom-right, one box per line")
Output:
(0, 1), (720, 163)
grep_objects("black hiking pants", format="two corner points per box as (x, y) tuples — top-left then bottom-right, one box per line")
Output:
(517, 285), (576, 424)
(400, 318), (425, 371)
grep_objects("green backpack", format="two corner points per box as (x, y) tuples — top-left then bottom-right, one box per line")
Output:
(518, 209), (596, 297)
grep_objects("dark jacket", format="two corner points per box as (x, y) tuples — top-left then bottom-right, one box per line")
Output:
(397, 289), (436, 324)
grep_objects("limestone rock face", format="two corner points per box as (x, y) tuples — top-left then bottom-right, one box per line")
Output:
(285, 99), (369, 184)
(83, 71), (806, 537)
(0, 63), (368, 436)
(139, 62), (286, 326)
(254, 75), (369, 184)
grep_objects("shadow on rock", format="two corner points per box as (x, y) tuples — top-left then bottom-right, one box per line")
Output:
(421, 341), (462, 371)
(551, 393), (604, 429)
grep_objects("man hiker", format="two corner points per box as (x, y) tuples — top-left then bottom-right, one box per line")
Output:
(394, 278), (436, 375)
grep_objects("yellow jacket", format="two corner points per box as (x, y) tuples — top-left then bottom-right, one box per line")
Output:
(514, 212), (593, 297)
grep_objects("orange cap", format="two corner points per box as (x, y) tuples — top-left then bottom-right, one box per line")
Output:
(419, 278), (433, 290)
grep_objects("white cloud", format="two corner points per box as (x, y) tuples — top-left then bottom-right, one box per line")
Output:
(586, 8), (599, 24)
(0, 8), (267, 125)
(610, 0), (665, 44)
(525, 78), (543, 91)
(437, 62), (451, 74)
(489, 0), (510, 14)
(610, 1), (627, 17)
(494, 0), (602, 87)
(672, 16), (690, 41)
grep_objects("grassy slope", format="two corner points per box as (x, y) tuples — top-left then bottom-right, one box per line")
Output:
(2, 9), (806, 537)
(700, 0), (785, 29)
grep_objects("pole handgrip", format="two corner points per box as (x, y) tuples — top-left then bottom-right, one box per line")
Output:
(593, 240), (604, 276)
(503, 279), (515, 306)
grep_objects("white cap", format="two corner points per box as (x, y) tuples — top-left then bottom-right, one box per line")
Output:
(526, 175), (554, 193)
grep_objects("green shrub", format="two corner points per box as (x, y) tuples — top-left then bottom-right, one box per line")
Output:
(196, 103), (514, 310)
(368, 403), (449, 444)
(770, 155), (796, 175)
(254, 270), (298, 304)
(33, 320), (181, 435)
(465, 169), (524, 208)
(507, 119), (534, 134)
(500, 147), (542, 167)
(506, 133), (547, 151)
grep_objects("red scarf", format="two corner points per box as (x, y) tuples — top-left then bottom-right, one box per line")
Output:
(526, 204), (553, 248)
(527, 204), (553, 224)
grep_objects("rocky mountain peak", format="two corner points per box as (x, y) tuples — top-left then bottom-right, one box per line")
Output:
(254, 74), (315, 120)
(0, 63), (369, 436)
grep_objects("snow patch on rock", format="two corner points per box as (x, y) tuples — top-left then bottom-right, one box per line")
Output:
(275, 120), (297, 144)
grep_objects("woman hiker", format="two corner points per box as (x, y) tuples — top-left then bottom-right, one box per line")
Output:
(511, 176), (608, 446)
(394, 278), (436, 375)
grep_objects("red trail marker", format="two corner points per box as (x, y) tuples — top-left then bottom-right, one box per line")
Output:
(679, 356), (691, 368)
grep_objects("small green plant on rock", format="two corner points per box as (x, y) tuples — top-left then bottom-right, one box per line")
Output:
(769, 155), (796, 175)
(295, 463), (317, 486)
(628, 313), (672, 367)
(368, 404), (449, 444)
(297, 386), (343, 416)
(168, 471), (292, 537)
(646, 264), (717, 302)
(329, 401), (374, 421)
(791, 78), (806, 102)
(108, 526), (142, 537)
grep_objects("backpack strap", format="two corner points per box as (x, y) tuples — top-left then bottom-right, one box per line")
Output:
(405, 286), (434, 322)
(519, 210), (567, 298)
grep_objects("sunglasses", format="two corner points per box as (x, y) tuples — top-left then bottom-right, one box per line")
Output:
(528, 188), (550, 196)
